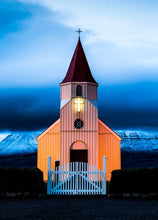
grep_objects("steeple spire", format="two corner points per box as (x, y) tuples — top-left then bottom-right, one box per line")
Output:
(61, 38), (98, 84)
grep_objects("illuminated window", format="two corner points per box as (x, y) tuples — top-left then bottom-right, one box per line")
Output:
(76, 85), (82, 96)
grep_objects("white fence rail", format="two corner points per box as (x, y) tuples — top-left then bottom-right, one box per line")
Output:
(47, 156), (106, 195)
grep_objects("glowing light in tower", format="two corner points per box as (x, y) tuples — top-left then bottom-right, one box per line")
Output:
(75, 98), (83, 112)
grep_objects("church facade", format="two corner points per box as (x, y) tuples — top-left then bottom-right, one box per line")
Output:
(37, 38), (121, 181)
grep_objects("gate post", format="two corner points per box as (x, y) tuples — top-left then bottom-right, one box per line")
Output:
(47, 156), (52, 195)
(102, 156), (106, 195)
(75, 162), (78, 194)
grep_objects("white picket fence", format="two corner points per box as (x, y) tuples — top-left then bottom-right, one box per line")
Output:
(47, 156), (106, 195)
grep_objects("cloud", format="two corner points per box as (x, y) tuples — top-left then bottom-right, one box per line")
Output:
(143, 58), (158, 67)
(19, 0), (158, 48)
(1, 0), (158, 89)
(0, 1), (158, 132)
(0, 4), (73, 87)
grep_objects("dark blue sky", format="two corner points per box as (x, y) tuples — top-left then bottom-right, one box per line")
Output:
(0, 81), (158, 131)
(0, 0), (158, 131)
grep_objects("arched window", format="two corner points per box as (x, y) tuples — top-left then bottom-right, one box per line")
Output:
(76, 85), (82, 96)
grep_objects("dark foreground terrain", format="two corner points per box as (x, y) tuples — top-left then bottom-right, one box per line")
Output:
(0, 151), (158, 169)
(121, 150), (158, 169)
(0, 197), (157, 220)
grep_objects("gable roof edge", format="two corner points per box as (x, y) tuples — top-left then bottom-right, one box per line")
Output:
(36, 118), (60, 141)
(98, 118), (122, 140)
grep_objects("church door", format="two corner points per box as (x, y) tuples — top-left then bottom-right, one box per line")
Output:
(70, 149), (88, 163)
(70, 141), (88, 163)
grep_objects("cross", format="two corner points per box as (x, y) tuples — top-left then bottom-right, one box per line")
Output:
(76, 28), (83, 38)
(75, 98), (83, 112)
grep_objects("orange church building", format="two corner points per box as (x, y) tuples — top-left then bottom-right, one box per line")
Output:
(37, 37), (121, 181)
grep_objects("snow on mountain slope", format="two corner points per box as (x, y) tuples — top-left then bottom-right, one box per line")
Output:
(0, 130), (158, 156)
(0, 133), (39, 156)
(117, 130), (158, 152)
(0, 133), (10, 142)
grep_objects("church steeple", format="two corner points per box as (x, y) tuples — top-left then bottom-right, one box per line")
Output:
(37, 34), (121, 183)
(61, 38), (98, 85)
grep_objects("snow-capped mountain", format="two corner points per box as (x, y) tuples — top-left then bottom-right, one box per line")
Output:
(0, 133), (39, 156)
(0, 130), (158, 156)
(0, 133), (9, 142)
(117, 130), (158, 152)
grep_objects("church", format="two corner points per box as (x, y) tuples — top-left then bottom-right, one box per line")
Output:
(37, 36), (121, 182)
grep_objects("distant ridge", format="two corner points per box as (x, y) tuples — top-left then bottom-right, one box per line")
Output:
(117, 130), (158, 152)
(0, 133), (39, 156)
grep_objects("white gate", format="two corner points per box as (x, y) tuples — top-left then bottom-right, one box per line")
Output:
(47, 156), (106, 195)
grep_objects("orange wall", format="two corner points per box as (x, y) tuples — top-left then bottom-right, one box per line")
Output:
(98, 119), (121, 181)
(37, 117), (121, 182)
(37, 119), (60, 181)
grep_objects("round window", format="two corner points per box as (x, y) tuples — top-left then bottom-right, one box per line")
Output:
(74, 119), (84, 129)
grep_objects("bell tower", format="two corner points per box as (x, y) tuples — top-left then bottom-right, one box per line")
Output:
(60, 37), (98, 167)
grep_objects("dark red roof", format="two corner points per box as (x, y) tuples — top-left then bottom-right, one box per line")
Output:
(61, 38), (98, 84)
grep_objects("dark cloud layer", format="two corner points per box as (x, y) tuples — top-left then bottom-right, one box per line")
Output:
(0, 82), (158, 131)
(0, 87), (60, 131)
(98, 82), (158, 129)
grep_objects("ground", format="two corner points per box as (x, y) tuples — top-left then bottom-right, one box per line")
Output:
(0, 197), (157, 220)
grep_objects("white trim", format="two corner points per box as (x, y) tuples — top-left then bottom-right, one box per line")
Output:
(88, 99), (98, 109)
(60, 99), (70, 109)
(71, 141), (88, 150)
(60, 82), (98, 86)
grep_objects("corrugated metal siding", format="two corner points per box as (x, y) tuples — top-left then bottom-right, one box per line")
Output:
(98, 119), (121, 181)
(37, 120), (60, 181)
(61, 83), (97, 100)
(87, 84), (97, 100)
(60, 98), (98, 168)
(61, 84), (71, 100)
